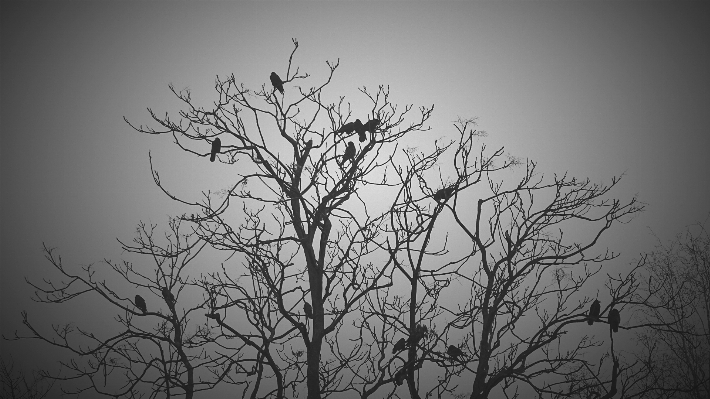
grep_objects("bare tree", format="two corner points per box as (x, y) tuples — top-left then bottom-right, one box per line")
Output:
(7, 218), (232, 398)
(13, 40), (654, 399)
(632, 218), (710, 398)
(0, 356), (54, 399)
(124, 38), (435, 399)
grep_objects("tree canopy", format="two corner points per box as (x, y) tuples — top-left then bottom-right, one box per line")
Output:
(10, 39), (674, 399)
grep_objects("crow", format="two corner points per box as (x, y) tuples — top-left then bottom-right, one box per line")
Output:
(609, 308), (620, 333)
(340, 142), (356, 166)
(363, 119), (380, 133)
(134, 295), (147, 314)
(354, 119), (366, 142)
(588, 299), (601, 325)
(394, 367), (406, 386)
(162, 288), (175, 306)
(270, 72), (284, 94)
(433, 186), (457, 202)
(407, 325), (427, 347)
(206, 313), (221, 322)
(447, 345), (464, 360)
(392, 338), (406, 354)
(336, 122), (356, 135)
(304, 302), (313, 319)
(210, 137), (221, 162)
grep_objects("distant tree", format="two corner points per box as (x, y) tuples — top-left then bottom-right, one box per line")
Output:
(632, 219), (710, 398)
(12, 39), (650, 399)
(0, 356), (54, 399)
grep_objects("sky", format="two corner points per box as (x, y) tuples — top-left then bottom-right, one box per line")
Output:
(1, 0), (709, 397)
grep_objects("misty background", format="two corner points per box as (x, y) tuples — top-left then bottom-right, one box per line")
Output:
(1, 0), (709, 397)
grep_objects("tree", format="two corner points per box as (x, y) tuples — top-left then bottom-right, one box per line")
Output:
(0, 356), (54, 399)
(9, 218), (237, 398)
(12, 39), (647, 399)
(632, 219), (710, 398)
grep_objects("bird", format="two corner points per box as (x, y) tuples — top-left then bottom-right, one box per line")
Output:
(337, 122), (355, 135)
(304, 302), (313, 319)
(336, 122), (356, 135)
(162, 288), (175, 305)
(206, 313), (221, 322)
(447, 345), (464, 360)
(363, 119), (380, 133)
(210, 137), (221, 162)
(433, 186), (456, 202)
(270, 72), (284, 94)
(394, 367), (406, 386)
(407, 325), (428, 347)
(587, 299), (601, 325)
(134, 295), (147, 314)
(340, 142), (356, 166)
(609, 308), (620, 333)
(354, 119), (366, 142)
(392, 338), (406, 354)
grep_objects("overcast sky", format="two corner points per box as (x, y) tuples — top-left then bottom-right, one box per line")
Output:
(1, 0), (709, 396)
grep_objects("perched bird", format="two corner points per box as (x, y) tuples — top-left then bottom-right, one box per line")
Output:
(134, 295), (147, 314)
(392, 338), (406, 354)
(210, 137), (221, 162)
(270, 72), (284, 94)
(206, 313), (221, 322)
(162, 288), (175, 305)
(394, 367), (406, 386)
(433, 186), (457, 202)
(340, 142), (356, 166)
(304, 302), (313, 319)
(363, 119), (380, 133)
(609, 308), (620, 333)
(587, 299), (601, 325)
(447, 345), (464, 360)
(336, 122), (356, 135)
(407, 325), (428, 347)
(354, 119), (366, 142)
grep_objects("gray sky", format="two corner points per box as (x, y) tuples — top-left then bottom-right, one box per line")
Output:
(1, 0), (709, 396)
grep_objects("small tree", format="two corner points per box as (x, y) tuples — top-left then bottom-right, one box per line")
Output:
(12, 219), (229, 398)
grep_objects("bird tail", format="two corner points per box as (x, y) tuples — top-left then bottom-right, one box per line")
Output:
(587, 318), (594, 325)
(210, 153), (216, 162)
(613, 326), (618, 333)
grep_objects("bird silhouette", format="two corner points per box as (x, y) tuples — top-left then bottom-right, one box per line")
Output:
(340, 142), (356, 166)
(134, 295), (147, 314)
(354, 119), (366, 142)
(336, 122), (356, 135)
(270, 72), (284, 94)
(609, 308), (620, 333)
(394, 367), (406, 386)
(447, 345), (464, 360)
(588, 299), (601, 325)
(433, 186), (457, 202)
(162, 288), (175, 306)
(392, 338), (406, 354)
(363, 118), (380, 133)
(407, 325), (428, 347)
(304, 302), (313, 319)
(210, 137), (221, 162)
(206, 313), (221, 322)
